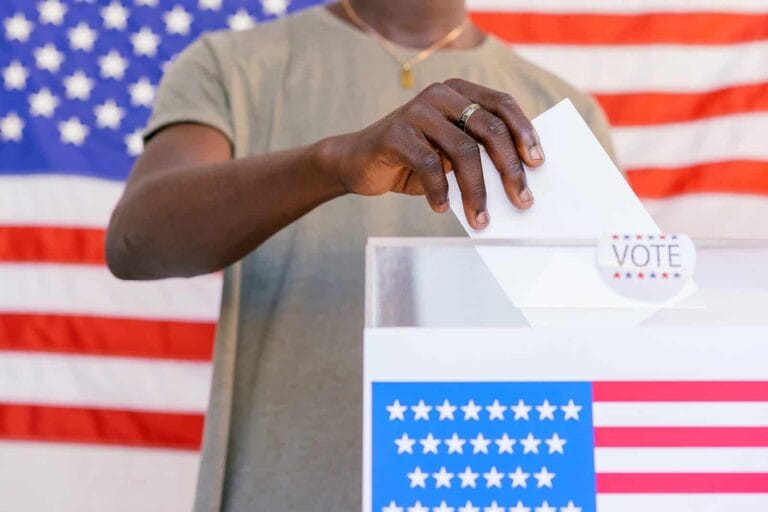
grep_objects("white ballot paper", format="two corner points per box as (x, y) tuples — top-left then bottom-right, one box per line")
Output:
(445, 99), (693, 326)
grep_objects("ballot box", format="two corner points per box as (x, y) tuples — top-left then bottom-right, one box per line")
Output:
(363, 237), (768, 512)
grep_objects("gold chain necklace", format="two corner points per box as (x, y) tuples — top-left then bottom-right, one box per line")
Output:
(341, 0), (469, 89)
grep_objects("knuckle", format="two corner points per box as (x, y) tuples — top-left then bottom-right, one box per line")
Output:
(486, 117), (509, 137)
(421, 82), (448, 99)
(495, 92), (519, 110)
(418, 152), (442, 173)
(443, 77), (463, 89)
(456, 138), (480, 160)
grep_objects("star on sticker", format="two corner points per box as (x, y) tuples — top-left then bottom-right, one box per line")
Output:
(386, 400), (407, 420)
(457, 466), (478, 488)
(95, 99), (125, 130)
(535, 502), (556, 512)
(34, 44), (65, 72)
(508, 466), (530, 488)
(411, 400), (432, 421)
(0, 112), (24, 142)
(419, 433), (440, 454)
(432, 466), (454, 488)
(407, 467), (428, 488)
(58, 116), (89, 146)
(520, 433), (541, 454)
(544, 433), (566, 454)
(3, 61), (28, 90)
(510, 501), (531, 512)
(486, 399), (507, 420)
(407, 502), (428, 512)
(29, 88), (59, 117)
(511, 399), (532, 420)
(461, 400), (481, 421)
(469, 433), (491, 454)
(261, 0), (289, 17)
(436, 399), (456, 420)
(129, 77), (155, 107)
(482, 466), (504, 488)
(99, 50), (128, 79)
(536, 400), (557, 421)
(383, 501), (404, 512)
(533, 466), (556, 488)
(68, 22), (97, 51)
(64, 70), (95, 100)
(444, 433), (465, 454)
(38, 0), (67, 26)
(199, 0), (222, 10)
(433, 501), (455, 512)
(4, 13), (34, 42)
(560, 501), (581, 512)
(125, 129), (143, 156)
(131, 27), (160, 57)
(458, 501), (479, 512)
(394, 433), (415, 454)
(561, 399), (582, 421)
(494, 433), (516, 454)
(102, 1), (129, 30)
(227, 8), (255, 31)
(483, 502), (504, 512)
(164, 5), (193, 35)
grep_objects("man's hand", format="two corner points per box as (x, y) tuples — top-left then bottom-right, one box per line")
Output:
(318, 78), (545, 230)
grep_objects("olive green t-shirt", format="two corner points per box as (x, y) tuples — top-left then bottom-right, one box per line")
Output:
(145, 6), (615, 512)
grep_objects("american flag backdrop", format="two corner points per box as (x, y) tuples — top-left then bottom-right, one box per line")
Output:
(1, 0), (767, 510)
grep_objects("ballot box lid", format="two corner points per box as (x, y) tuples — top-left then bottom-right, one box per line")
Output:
(365, 238), (768, 328)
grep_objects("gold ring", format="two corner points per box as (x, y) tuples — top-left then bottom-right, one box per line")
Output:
(456, 103), (482, 132)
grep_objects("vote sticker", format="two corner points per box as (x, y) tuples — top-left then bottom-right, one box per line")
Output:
(597, 234), (696, 300)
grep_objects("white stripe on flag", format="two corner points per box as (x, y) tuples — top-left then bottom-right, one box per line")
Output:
(468, 0), (768, 13)
(0, 441), (198, 512)
(514, 41), (768, 93)
(0, 175), (123, 228)
(593, 402), (768, 427)
(596, 494), (768, 512)
(595, 447), (768, 473)
(0, 352), (211, 412)
(614, 112), (768, 170)
(0, 264), (221, 321)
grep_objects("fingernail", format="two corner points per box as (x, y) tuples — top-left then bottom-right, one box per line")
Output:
(475, 210), (489, 227)
(530, 145), (544, 161)
(519, 187), (533, 203)
(436, 200), (450, 213)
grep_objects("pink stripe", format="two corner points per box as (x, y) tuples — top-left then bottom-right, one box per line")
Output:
(593, 382), (768, 402)
(596, 473), (768, 493)
(594, 427), (768, 447)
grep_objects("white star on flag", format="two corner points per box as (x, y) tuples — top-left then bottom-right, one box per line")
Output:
(536, 400), (557, 420)
(131, 27), (160, 57)
(101, 1), (130, 30)
(560, 501), (581, 512)
(125, 129), (144, 156)
(560, 399), (582, 421)
(68, 22), (97, 51)
(533, 466), (556, 488)
(95, 99), (125, 129)
(0, 112), (24, 142)
(58, 116), (89, 145)
(135, 0), (158, 6)
(29, 88), (60, 117)
(261, 0), (290, 17)
(164, 5), (193, 35)
(482, 466), (504, 488)
(520, 433), (541, 454)
(457, 466), (478, 488)
(407, 502), (428, 512)
(4, 13), (35, 42)
(469, 433), (491, 454)
(411, 400), (432, 420)
(63, 70), (94, 100)
(3, 61), (28, 90)
(461, 400), (481, 421)
(199, 0), (222, 10)
(432, 466), (454, 488)
(444, 433), (465, 454)
(535, 501), (556, 512)
(494, 433), (516, 454)
(386, 400), (407, 421)
(419, 433), (440, 454)
(394, 433), (415, 454)
(458, 501), (479, 512)
(483, 501), (505, 512)
(510, 501), (531, 512)
(545, 433), (566, 454)
(407, 467), (428, 488)
(511, 399), (532, 420)
(227, 9), (255, 31)
(436, 399), (456, 420)
(129, 78), (155, 107)
(509, 466), (530, 488)
(433, 500), (454, 512)
(383, 501), (404, 512)
(99, 50), (129, 79)
(34, 44), (65, 72)
(38, 0), (67, 26)
(485, 399), (507, 420)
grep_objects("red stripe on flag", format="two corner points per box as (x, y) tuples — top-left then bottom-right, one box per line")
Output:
(593, 381), (768, 402)
(596, 82), (768, 127)
(471, 12), (768, 45)
(0, 313), (215, 361)
(0, 226), (106, 264)
(594, 427), (768, 447)
(0, 403), (203, 450)
(596, 473), (768, 493)
(626, 161), (768, 198)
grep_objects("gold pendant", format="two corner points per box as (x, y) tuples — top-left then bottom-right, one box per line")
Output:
(400, 64), (414, 89)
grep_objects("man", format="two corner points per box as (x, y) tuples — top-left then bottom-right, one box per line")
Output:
(106, 1), (614, 510)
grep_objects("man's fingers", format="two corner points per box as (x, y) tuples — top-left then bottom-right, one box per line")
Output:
(443, 78), (545, 168)
(397, 137), (450, 212)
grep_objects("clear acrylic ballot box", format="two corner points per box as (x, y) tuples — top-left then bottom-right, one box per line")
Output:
(362, 238), (768, 512)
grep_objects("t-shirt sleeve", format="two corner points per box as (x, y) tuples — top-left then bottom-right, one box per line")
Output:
(144, 35), (233, 143)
